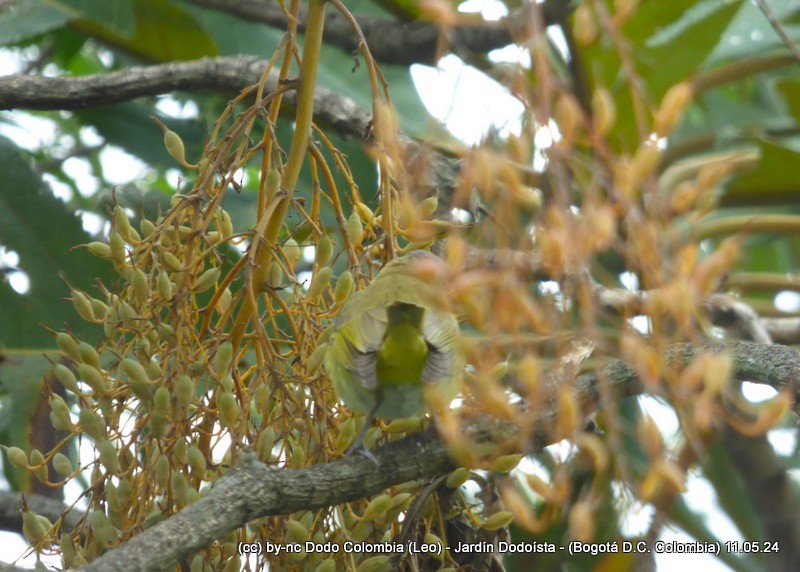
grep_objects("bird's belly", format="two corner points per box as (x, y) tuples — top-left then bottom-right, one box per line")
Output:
(374, 383), (425, 419)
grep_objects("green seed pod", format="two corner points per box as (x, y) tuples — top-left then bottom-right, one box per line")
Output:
(384, 417), (422, 434)
(445, 467), (471, 488)
(174, 375), (195, 409)
(174, 438), (188, 466)
(164, 129), (188, 167)
(418, 193), (439, 218)
(109, 232), (126, 267)
(220, 209), (234, 239)
(22, 511), (48, 544)
(172, 471), (189, 504)
(99, 440), (119, 474)
(146, 357), (161, 381)
(53, 453), (74, 477)
(355, 202), (374, 225)
(71, 289), (95, 322)
(116, 478), (132, 509)
(218, 391), (238, 428)
(269, 261), (283, 288)
(56, 333), (80, 361)
(76, 363), (105, 392)
(153, 386), (170, 415)
(315, 235), (333, 267)
(481, 510), (514, 530)
(130, 268), (149, 304)
(149, 409), (167, 436)
(140, 218), (156, 238)
(188, 360), (206, 377)
(91, 510), (118, 546)
(77, 341), (101, 368)
(28, 448), (47, 482)
(384, 492), (412, 521)
(256, 428), (275, 461)
(90, 297), (108, 320)
(314, 558), (336, 572)
(187, 445), (206, 475)
(79, 409), (106, 441)
(213, 341), (233, 376)
(283, 238), (301, 267)
(122, 358), (150, 388)
(217, 287), (232, 314)
(266, 167), (281, 201)
(163, 252), (182, 272)
(286, 520), (309, 544)
(87, 241), (112, 259)
(49, 394), (72, 431)
(290, 445), (306, 469)
(489, 454), (523, 473)
(155, 454), (170, 489)
(157, 271), (173, 300)
(195, 267), (220, 293)
(350, 520), (374, 542)
(347, 211), (363, 243)
(220, 374), (233, 392)
(113, 207), (133, 241)
(143, 508), (167, 529)
(306, 266), (332, 299)
(362, 494), (392, 522)
(157, 323), (176, 344)
(334, 270), (354, 305)
(54, 364), (80, 393)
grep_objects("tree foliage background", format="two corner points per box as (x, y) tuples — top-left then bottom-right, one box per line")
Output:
(1, 0), (800, 571)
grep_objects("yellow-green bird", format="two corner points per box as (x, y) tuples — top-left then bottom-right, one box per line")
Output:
(324, 251), (462, 457)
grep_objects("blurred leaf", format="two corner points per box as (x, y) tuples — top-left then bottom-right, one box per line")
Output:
(0, 0), (72, 46)
(727, 139), (800, 202)
(48, 0), (136, 37)
(0, 350), (58, 490)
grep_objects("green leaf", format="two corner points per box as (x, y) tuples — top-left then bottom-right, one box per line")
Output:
(0, 0), (72, 46)
(0, 137), (110, 347)
(46, 0), (136, 37)
(727, 139), (800, 202)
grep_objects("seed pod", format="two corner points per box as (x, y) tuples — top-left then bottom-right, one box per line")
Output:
(91, 510), (118, 546)
(347, 211), (363, 243)
(163, 252), (183, 272)
(490, 454), (523, 473)
(22, 511), (48, 544)
(77, 363), (104, 392)
(155, 454), (170, 488)
(56, 333), (80, 361)
(174, 375), (194, 409)
(362, 494), (392, 521)
(54, 364), (80, 393)
(482, 510), (514, 530)
(336, 417), (356, 451)
(109, 232), (126, 267)
(306, 266), (332, 299)
(314, 559), (336, 572)
(171, 472), (189, 504)
(356, 555), (390, 572)
(418, 194), (438, 218)
(79, 409), (106, 441)
(445, 467), (471, 488)
(268, 261), (283, 288)
(113, 207), (133, 241)
(99, 440), (119, 474)
(355, 202), (374, 225)
(256, 428), (275, 461)
(187, 445), (206, 475)
(71, 289), (95, 322)
(49, 395), (72, 431)
(286, 520), (309, 543)
(53, 453), (73, 477)
(214, 341), (233, 376)
(90, 297), (108, 320)
(157, 271), (173, 300)
(655, 82), (694, 137)
(220, 209), (234, 239)
(140, 218), (156, 237)
(334, 270), (354, 305)
(591, 87), (616, 137)
(173, 438), (188, 465)
(121, 358), (149, 388)
(76, 341), (100, 368)
(195, 267), (220, 293)
(87, 241), (112, 259)
(315, 235), (333, 267)
(218, 391), (238, 428)
(153, 386), (170, 415)
(6, 447), (27, 468)
(283, 238), (301, 267)
(131, 268), (149, 304)
(149, 409), (167, 436)
(157, 323), (176, 344)
(266, 167), (281, 201)
(574, 1), (598, 45)
(290, 445), (306, 469)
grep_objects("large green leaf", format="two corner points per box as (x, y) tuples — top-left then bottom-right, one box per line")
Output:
(727, 139), (800, 203)
(46, 0), (136, 37)
(0, 0), (72, 46)
(580, 0), (743, 151)
(0, 137), (109, 348)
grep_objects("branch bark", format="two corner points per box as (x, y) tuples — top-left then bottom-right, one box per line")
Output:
(69, 340), (800, 572)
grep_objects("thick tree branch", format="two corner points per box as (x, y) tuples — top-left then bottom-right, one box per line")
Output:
(73, 340), (799, 572)
(185, 0), (570, 66)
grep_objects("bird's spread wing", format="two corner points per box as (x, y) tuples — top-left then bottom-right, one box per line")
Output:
(332, 305), (388, 390)
(421, 310), (458, 383)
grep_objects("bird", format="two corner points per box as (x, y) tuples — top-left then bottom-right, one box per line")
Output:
(324, 251), (462, 460)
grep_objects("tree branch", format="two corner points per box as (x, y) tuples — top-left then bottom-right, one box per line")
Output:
(73, 340), (799, 571)
(185, 0), (571, 66)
